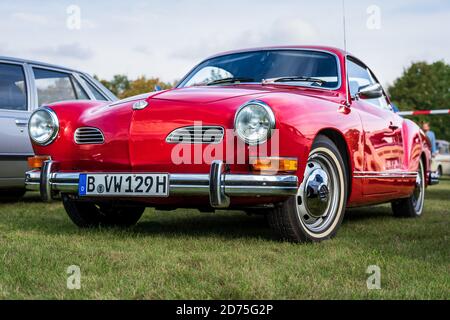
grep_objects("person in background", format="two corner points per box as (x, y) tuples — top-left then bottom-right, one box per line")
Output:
(422, 122), (437, 155)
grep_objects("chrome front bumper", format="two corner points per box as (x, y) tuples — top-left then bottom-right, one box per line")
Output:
(25, 160), (298, 208)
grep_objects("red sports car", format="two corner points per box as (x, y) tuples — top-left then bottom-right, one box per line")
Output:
(25, 46), (438, 242)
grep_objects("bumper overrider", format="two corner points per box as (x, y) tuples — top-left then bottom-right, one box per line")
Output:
(25, 160), (298, 208)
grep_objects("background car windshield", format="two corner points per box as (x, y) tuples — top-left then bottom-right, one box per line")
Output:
(179, 50), (339, 89)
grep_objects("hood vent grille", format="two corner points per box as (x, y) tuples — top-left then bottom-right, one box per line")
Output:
(74, 127), (105, 145)
(166, 126), (224, 144)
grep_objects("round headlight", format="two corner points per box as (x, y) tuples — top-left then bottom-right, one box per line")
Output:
(28, 108), (59, 146)
(234, 101), (275, 145)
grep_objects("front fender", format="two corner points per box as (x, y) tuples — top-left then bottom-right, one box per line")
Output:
(265, 95), (364, 203)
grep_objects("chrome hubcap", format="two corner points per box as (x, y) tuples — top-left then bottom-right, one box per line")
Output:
(297, 153), (340, 233)
(304, 168), (330, 218)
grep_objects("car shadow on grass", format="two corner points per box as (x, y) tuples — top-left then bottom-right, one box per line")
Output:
(132, 211), (277, 241)
(130, 206), (396, 241)
(343, 205), (392, 224)
(3, 205), (279, 241)
(2, 203), (405, 241)
(0, 193), (42, 204)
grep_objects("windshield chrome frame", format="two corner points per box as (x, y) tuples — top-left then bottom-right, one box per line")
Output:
(176, 48), (342, 91)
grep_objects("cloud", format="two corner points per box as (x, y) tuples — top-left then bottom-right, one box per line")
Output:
(0, 43), (17, 56)
(171, 17), (318, 61)
(231, 18), (318, 48)
(11, 12), (48, 25)
(134, 45), (152, 55)
(31, 43), (94, 60)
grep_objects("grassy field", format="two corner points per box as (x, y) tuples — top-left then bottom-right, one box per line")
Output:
(0, 179), (449, 300)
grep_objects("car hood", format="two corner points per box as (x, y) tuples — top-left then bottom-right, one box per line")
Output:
(148, 86), (272, 104)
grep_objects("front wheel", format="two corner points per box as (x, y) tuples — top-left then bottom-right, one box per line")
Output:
(268, 135), (348, 242)
(391, 159), (425, 218)
(62, 195), (145, 228)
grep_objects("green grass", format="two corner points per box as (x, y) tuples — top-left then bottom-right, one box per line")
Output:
(0, 179), (449, 300)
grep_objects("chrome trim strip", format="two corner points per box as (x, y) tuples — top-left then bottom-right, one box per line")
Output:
(25, 161), (298, 207)
(354, 176), (417, 179)
(353, 171), (417, 179)
(354, 171), (418, 175)
(353, 170), (418, 179)
(166, 126), (224, 144)
(108, 93), (152, 107)
(74, 127), (105, 145)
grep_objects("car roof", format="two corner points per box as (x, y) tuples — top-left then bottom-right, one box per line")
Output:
(437, 140), (449, 145)
(0, 55), (87, 74)
(204, 45), (349, 60)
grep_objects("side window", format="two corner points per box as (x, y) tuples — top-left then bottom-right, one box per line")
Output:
(367, 69), (391, 110)
(439, 144), (449, 155)
(184, 66), (233, 87)
(79, 75), (109, 101)
(33, 68), (88, 106)
(347, 59), (390, 110)
(72, 78), (89, 100)
(347, 59), (373, 97)
(0, 63), (28, 111)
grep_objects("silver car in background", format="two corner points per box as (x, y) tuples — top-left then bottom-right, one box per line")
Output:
(431, 140), (450, 176)
(0, 56), (117, 200)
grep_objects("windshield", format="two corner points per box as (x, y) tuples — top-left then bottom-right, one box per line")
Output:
(178, 50), (340, 89)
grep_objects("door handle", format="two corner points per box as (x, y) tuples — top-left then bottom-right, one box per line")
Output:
(15, 119), (28, 127)
(389, 122), (399, 131)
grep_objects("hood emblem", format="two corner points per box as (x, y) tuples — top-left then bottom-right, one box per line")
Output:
(133, 100), (148, 110)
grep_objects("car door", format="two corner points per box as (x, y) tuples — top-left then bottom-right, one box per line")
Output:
(0, 61), (33, 188)
(347, 57), (404, 195)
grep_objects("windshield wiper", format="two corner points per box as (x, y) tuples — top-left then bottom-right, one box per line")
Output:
(206, 77), (255, 86)
(262, 76), (327, 86)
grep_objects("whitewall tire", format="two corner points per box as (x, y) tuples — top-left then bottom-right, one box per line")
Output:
(268, 135), (348, 242)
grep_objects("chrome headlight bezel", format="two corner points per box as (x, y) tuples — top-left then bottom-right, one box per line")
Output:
(234, 100), (276, 145)
(28, 107), (59, 146)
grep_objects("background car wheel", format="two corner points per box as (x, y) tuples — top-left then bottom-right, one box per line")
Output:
(0, 189), (26, 201)
(62, 195), (145, 228)
(391, 159), (425, 218)
(437, 165), (443, 178)
(268, 135), (348, 242)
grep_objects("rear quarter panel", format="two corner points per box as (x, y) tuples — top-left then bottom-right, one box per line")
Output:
(399, 118), (431, 186)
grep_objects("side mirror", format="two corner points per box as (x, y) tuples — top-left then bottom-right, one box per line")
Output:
(358, 83), (383, 99)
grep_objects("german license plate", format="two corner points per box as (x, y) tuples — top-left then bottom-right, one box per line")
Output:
(78, 173), (169, 197)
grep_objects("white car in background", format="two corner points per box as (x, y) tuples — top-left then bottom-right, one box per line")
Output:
(432, 140), (450, 176)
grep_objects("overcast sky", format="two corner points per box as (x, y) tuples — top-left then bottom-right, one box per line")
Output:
(1, 0), (449, 86)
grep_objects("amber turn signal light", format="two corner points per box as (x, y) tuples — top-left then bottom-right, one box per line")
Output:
(28, 156), (51, 169)
(250, 157), (298, 173)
